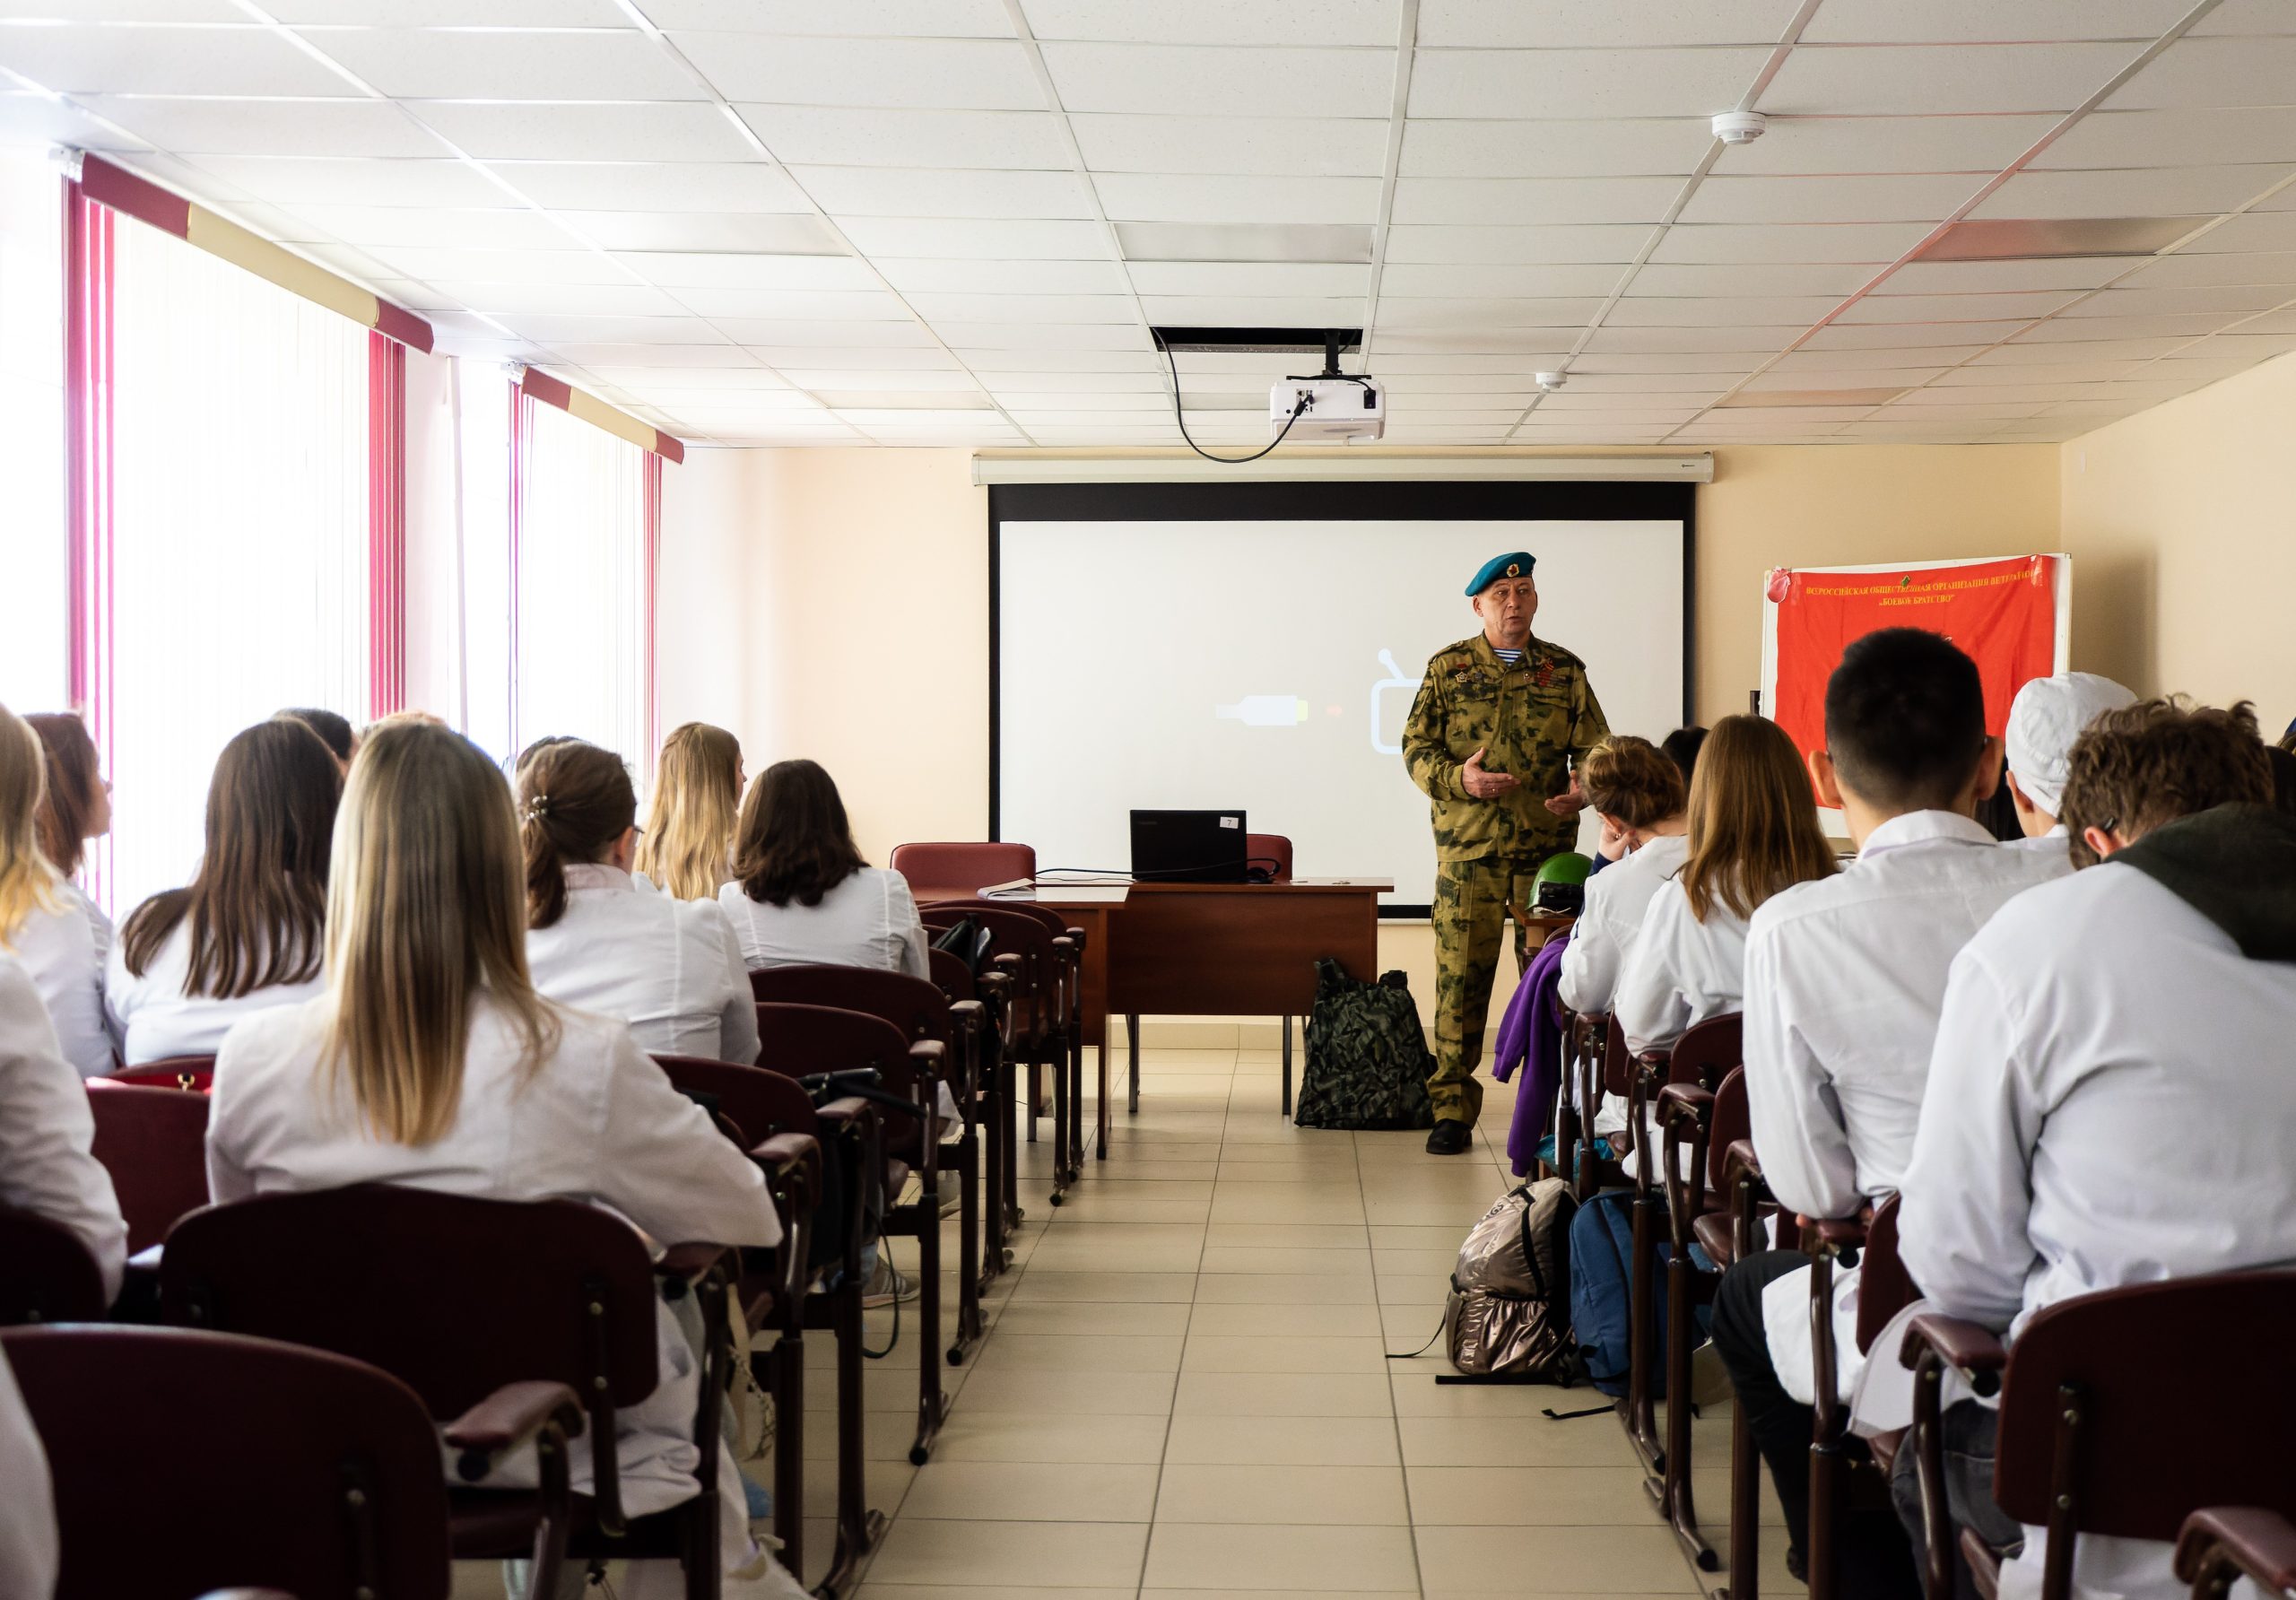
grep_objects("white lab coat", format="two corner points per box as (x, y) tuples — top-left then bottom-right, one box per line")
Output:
(2001, 823), (2072, 867)
(4, 882), (114, 1078)
(1890, 860), (2296, 1600)
(207, 993), (781, 1552)
(1613, 878), (1752, 1057)
(527, 864), (761, 1065)
(102, 915), (326, 1066)
(0, 955), (126, 1303)
(719, 866), (929, 979)
(1742, 811), (2066, 1404)
(1557, 832), (1689, 1018)
(0, 1343), (56, 1600)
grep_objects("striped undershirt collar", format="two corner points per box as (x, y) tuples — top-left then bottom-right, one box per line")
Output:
(1492, 647), (1525, 665)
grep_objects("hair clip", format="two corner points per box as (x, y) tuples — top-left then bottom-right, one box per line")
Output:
(524, 794), (551, 822)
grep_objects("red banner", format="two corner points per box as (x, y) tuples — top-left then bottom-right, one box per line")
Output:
(1770, 554), (2058, 778)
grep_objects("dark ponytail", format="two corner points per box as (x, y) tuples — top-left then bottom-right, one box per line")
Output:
(517, 742), (637, 929)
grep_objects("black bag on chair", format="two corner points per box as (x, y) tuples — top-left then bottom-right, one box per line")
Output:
(1294, 959), (1437, 1131)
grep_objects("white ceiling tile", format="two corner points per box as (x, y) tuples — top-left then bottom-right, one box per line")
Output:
(411, 101), (757, 162)
(1378, 371), (1541, 392)
(1548, 370), (1743, 392)
(1798, 0), (2191, 43)
(778, 370), (979, 392)
(270, 0), (627, 19)
(1804, 318), (2035, 346)
(904, 291), (1134, 322)
(2058, 284), (2292, 317)
(1068, 113), (1387, 177)
(793, 166), (1091, 218)
(1126, 260), (1367, 295)
(744, 344), (964, 369)
(1722, 113), (2055, 177)
(0, 22), (352, 96)
(1409, 48), (1770, 120)
(1745, 366), (1941, 390)
(1383, 223), (1650, 264)
(1370, 329), (1578, 355)
(2036, 109), (2296, 170)
(1417, 0), (1803, 47)
(1759, 43), (2140, 116)
(935, 320), (1147, 349)
(1376, 296), (1603, 328)
(1377, 263), (1624, 296)
(0, 88), (148, 151)
(1573, 352), (1770, 373)
(300, 26), (703, 100)
(435, 280), (685, 317)
(494, 312), (727, 343)
(554, 211), (845, 252)
(669, 287), (914, 320)
(1605, 294), (1845, 326)
(987, 389), (1170, 410)
(581, 365), (797, 388)
(288, 239), (410, 284)
(1680, 173), (1981, 224)
(546, 341), (761, 366)
(1934, 361), (2136, 386)
(1138, 293), (1365, 322)
(1094, 172), (1379, 224)
(359, 244), (628, 284)
(604, 252), (878, 291)
(2121, 249), (2296, 287)
(681, 34), (1041, 109)
(970, 369), (1163, 390)
(655, 0), (1015, 33)
(2163, 331), (2296, 360)
(1836, 290), (2082, 321)
(1397, 117), (1712, 178)
(1650, 222), (1933, 262)
(76, 94), (452, 157)
(1579, 324), (1803, 352)
(1115, 220), (1370, 262)
(1770, 343), (1987, 369)
(887, 345), (1157, 370)
(2107, 36), (2296, 110)
(1972, 336), (2184, 362)
(179, 154), (507, 208)
(1628, 261), (1872, 296)
(2181, 211), (2296, 253)
(718, 320), (934, 346)
(274, 202), (578, 249)
(2191, 0), (2296, 33)
(875, 257), (1127, 293)
(483, 161), (810, 213)
(1970, 165), (2294, 221)
(1020, 0), (1401, 47)
(1040, 42), (1395, 117)
(364, 276), (464, 312)
(1883, 257), (2146, 292)
(2014, 311), (2229, 339)
(1390, 176), (1685, 226)
(735, 106), (1065, 170)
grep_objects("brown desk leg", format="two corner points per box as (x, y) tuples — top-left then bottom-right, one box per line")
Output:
(1126, 1013), (1141, 1115)
(1096, 1000), (1111, 1159)
(1281, 1015), (1293, 1116)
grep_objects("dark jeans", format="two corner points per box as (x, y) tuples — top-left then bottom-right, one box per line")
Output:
(1890, 1399), (2026, 1600)
(1710, 1249), (1922, 1599)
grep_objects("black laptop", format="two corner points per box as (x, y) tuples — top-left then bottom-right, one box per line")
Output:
(1128, 809), (1249, 884)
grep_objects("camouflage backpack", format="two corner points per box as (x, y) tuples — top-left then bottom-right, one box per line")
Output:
(1295, 959), (1437, 1130)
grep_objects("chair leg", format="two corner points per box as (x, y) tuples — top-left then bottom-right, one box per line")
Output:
(822, 1281), (885, 1600)
(1659, 1258), (1718, 1570)
(1067, 1017), (1085, 1175)
(1126, 1013), (1141, 1115)
(1025, 1061), (1040, 1143)
(1808, 1438), (1846, 1600)
(1048, 1039), (1072, 1205)
(910, 1215), (943, 1465)
(764, 1336), (803, 1587)
(1721, 1369), (1761, 1600)
(1281, 1015), (1293, 1117)
(1625, 1190), (1666, 1481)
(951, 1128), (983, 1365)
(1000, 1049), (1022, 1234)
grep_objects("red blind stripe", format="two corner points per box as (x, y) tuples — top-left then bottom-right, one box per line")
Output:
(78, 154), (190, 240)
(372, 300), (434, 356)
(367, 332), (407, 719)
(517, 370), (574, 411)
(642, 451), (662, 764)
(63, 183), (118, 911)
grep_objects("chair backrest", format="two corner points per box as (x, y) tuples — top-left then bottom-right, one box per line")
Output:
(750, 963), (953, 1049)
(755, 1001), (925, 1152)
(86, 1081), (211, 1254)
(4, 1324), (450, 1600)
(1600, 1015), (1632, 1099)
(926, 946), (978, 1003)
(1708, 1066), (1750, 1195)
(889, 842), (1036, 900)
(1854, 1192), (1917, 1353)
(1246, 832), (1293, 883)
(1667, 1013), (1743, 1091)
(1993, 1271), (2296, 1542)
(0, 1204), (108, 1325)
(105, 1055), (215, 1091)
(160, 1187), (662, 1426)
(655, 1053), (822, 1148)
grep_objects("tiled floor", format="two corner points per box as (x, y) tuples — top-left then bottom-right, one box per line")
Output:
(455, 1044), (1802, 1599)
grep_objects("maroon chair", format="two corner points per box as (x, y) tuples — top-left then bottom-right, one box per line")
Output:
(890, 841), (1036, 901)
(1902, 1273), (2296, 1600)
(1804, 1191), (1920, 1600)
(753, 1001), (950, 1466)
(654, 1054), (871, 1594)
(2177, 1509), (2296, 1598)
(925, 900), (1083, 1201)
(1241, 831), (1307, 1110)
(105, 1054), (214, 1091)
(929, 944), (1017, 1299)
(4, 1323), (509, 1600)
(159, 1188), (718, 1600)
(86, 1081), (210, 1253)
(1697, 1070), (1776, 1600)
(0, 1203), (107, 1325)
(751, 964), (990, 1366)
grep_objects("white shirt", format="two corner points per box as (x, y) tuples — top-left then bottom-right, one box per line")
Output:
(1900, 859), (2296, 1600)
(4, 881), (114, 1078)
(1557, 831), (1689, 1017)
(0, 1343), (55, 1600)
(1744, 810), (2066, 1403)
(718, 866), (929, 979)
(208, 992), (779, 1520)
(1613, 879), (1754, 1057)
(103, 915), (326, 1066)
(526, 864), (760, 1065)
(2001, 822), (2071, 868)
(0, 955), (126, 1303)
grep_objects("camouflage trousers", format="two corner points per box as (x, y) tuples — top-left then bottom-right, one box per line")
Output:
(1428, 853), (1553, 1126)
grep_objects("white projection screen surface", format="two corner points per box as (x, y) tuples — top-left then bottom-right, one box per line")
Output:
(993, 495), (1691, 912)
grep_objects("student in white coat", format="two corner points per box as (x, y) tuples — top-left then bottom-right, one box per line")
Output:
(1557, 735), (1690, 1020)
(718, 759), (928, 979)
(636, 722), (744, 901)
(1892, 700), (2295, 1600)
(1613, 713), (1838, 1055)
(0, 1341), (56, 1600)
(519, 739), (759, 1065)
(106, 717), (340, 1064)
(1998, 671), (2136, 865)
(1708, 629), (2064, 1597)
(0, 952), (127, 1308)
(0, 707), (111, 1077)
(205, 719), (804, 1600)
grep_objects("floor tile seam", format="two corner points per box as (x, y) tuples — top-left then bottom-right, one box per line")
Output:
(1358, 1117), (1428, 1599)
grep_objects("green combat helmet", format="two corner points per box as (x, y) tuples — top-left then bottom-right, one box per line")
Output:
(1532, 851), (1593, 916)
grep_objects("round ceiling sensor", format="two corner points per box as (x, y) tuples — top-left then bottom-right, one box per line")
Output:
(1712, 111), (1769, 145)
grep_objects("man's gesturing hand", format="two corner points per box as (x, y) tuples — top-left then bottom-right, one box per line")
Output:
(1462, 747), (1519, 799)
(1544, 773), (1587, 818)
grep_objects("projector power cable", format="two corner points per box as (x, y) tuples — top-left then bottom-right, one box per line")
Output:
(1164, 342), (1309, 465)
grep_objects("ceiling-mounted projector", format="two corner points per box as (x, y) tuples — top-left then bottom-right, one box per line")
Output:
(1270, 375), (1385, 442)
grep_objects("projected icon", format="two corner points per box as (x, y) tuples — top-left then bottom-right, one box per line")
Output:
(1370, 648), (1413, 754)
(1216, 695), (1309, 727)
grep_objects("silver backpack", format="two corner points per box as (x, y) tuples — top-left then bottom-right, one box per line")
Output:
(1444, 1178), (1578, 1380)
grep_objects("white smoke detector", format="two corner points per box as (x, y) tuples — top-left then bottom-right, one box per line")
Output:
(1712, 111), (1769, 146)
(1534, 371), (1567, 392)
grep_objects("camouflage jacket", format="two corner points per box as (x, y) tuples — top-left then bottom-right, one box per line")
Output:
(1402, 633), (1610, 864)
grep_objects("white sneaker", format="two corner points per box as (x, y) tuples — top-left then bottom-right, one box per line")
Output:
(862, 1257), (918, 1308)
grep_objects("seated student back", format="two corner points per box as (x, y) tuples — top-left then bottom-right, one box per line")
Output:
(717, 758), (928, 978)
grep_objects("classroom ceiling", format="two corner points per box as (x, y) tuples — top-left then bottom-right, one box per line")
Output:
(5, 0), (2296, 450)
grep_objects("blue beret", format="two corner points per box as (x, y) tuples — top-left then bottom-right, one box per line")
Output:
(1465, 552), (1535, 596)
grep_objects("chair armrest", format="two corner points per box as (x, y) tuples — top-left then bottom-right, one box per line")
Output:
(1654, 1083), (1713, 1126)
(655, 1240), (736, 1287)
(1655, 1084), (1715, 1240)
(2175, 1508), (2296, 1592)
(443, 1380), (587, 1483)
(1899, 1311), (2008, 1397)
(752, 1131), (820, 1184)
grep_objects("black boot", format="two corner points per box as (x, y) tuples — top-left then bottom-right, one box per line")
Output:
(1424, 1118), (1472, 1155)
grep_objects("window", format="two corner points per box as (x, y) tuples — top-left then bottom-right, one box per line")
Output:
(0, 152), (65, 710)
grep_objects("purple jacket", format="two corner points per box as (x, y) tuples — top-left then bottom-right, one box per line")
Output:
(1491, 935), (1570, 1178)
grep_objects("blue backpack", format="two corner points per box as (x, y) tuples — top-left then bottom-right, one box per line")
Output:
(1566, 1190), (1713, 1398)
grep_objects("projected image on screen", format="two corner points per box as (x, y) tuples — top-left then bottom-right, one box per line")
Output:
(996, 518), (1688, 911)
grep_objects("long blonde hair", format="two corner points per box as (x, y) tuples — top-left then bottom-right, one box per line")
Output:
(636, 722), (743, 900)
(1678, 714), (1838, 924)
(323, 719), (559, 1146)
(0, 705), (64, 946)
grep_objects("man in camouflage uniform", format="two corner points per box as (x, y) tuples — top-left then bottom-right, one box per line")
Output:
(1402, 552), (1609, 1154)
